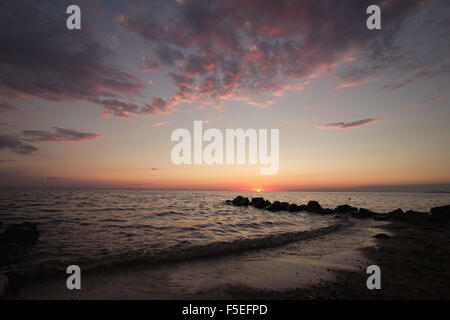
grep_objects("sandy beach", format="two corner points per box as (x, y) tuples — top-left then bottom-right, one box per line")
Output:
(8, 211), (449, 300)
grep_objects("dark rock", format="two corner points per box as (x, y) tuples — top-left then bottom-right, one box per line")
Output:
(225, 200), (233, 205)
(3, 272), (25, 295)
(405, 210), (428, 215)
(389, 208), (404, 216)
(297, 204), (308, 212)
(356, 208), (376, 218)
(0, 221), (3, 232)
(0, 274), (8, 298)
(321, 208), (334, 215)
(0, 242), (22, 266)
(306, 201), (323, 213)
(232, 196), (249, 206)
(288, 204), (299, 212)
(334, 204), (357, 213)
(373, 214), (390, 221)
(280, 202), (290, 211)
(430, 205), (450, 223)
(250, 197), (264, 206)
(251, 198), (270, 209)
(267, 201), (282, 212)
(0, 222), (39, 246)
(374, 233), (391, 239)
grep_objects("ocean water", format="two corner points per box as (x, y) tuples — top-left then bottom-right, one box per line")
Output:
(1, 188), (449, 276)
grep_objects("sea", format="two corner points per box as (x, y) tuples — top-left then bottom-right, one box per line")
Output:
(1, 188), (449, 276)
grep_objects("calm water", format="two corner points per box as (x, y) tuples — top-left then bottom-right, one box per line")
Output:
(1, 188), (449, 275)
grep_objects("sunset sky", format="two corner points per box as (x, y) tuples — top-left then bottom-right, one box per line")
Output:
(0, 0), (449, 191)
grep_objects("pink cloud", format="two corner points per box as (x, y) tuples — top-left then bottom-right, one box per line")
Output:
(153, 121), (170, 127)
(315, 118), (380, 130)
(22, 127), (102, 143)
(410, 97), (441, 108)
(304, 102), (317, 110)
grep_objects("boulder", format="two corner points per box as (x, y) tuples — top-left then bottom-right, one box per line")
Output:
(334, 204), (357, 214)
(267, 201), (283, 212)
(225, 200), (233, 205)
(288, 204), (299, 212)
(321, 208), (334, 215)
(251, 197), (271, 209)
(232, 196), (249, 206)
(297, 204), (308, 212)
(250, 197), (264, 206)
(374, 233), (391, 239)
(0, 242), (22, 266)
(280, 202), (290, 211)
(0, 222), (39, 246)
(430, 205), (450, 223)
(373, 214), (390, 221)
(306, 201), (323, 213)
(356, 208), (376, 218)
(0, 274), (8, 298)
(389, 208), (404, 216)
(3, 272), (25, 295)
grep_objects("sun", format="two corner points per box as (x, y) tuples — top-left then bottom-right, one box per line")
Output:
(254, 188), (263, 193)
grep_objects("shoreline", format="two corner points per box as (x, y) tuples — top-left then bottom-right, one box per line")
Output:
(11, 217), (447, 300)
(2, 197), (450, 300)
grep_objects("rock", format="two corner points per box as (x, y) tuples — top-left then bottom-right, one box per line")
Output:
(267, 201), (283, 212)
(321, 208), (334, 215)
(374, 233), (391, 239)
(0, 221), (3, 232)
(334, 204), (357, 213)
(0, 242), (22, 266)
(389, 208), (404, 216)
(297, 204), (308, 212)
(280, 202), (290, 211)
(0, 274), (9, 297)
(250, 197), (264, 205)
(262, 200), (271, 209)
(3, 272), (25, 295)
(225, 200), (233, 205)
(0, 222), (39, 246)
(430, 205), (450, 223)
(306, 201), (323, 213)
(373, 214), (390, 221)
(232, 196), (249, 206)
(356, 208), (376, 218)
(251, 198), (271, 209)
(288, 204), (299, 212)
(251, 198), (270, 209)
(392, 210), (429, 223)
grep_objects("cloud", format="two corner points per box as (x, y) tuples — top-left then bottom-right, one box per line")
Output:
(22, 127), (102, 143)
(153, 121), (170, 127)
(0, 1), (143, 102)
(410, 97), (441, 108)
(152, 168), (160, 171)
(140, 56), (158, 72)
(315, 118), (380, 130)
(0, 100), (17, 112)
(304, 102), (316, 110)
(118, 0), (428, 109)
(0, 135), (38, 154)
(89, 98), (141, 118)
(333, 68), (377, 89)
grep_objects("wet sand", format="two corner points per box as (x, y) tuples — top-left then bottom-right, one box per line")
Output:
(9, 214), (450, 299)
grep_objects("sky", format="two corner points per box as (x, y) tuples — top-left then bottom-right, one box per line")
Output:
(0, 0), (449, 191)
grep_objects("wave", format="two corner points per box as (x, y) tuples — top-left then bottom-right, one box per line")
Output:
(20, 222), (347, 277)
